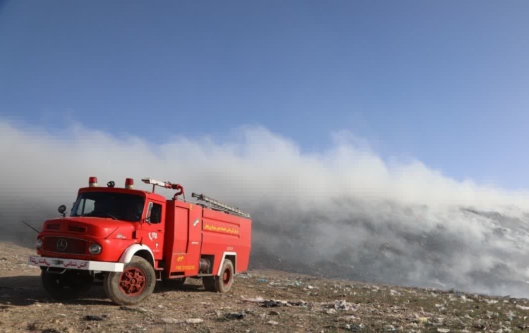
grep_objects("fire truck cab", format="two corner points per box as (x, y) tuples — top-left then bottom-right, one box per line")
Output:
(28, 176), (252, 305)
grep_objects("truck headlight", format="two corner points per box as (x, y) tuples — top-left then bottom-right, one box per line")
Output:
(88, 243), (102, 255)
(36, 238), (43, 249)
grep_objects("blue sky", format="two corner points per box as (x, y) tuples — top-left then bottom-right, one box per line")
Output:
(1, 0), (529, 190)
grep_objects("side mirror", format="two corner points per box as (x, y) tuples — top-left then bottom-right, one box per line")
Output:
(58, 205), (67, 217)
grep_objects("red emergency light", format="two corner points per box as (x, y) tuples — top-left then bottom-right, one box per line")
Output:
(89, 177), (97, 187)
(125, 178), (134, 189)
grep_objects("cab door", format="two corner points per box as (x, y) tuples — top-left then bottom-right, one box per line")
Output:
(141, 200), (165, 260)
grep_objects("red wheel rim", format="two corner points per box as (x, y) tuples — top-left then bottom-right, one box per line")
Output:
(119, 267), (146, 296)
(222, 267), (232, 286)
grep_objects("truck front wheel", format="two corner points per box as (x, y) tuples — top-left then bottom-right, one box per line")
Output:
(41, 270), (93, 301)
(203, 259), (234, 293)
(103, 256), (156, 305)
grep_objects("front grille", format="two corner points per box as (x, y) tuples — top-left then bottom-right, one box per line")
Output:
(43, 237), (87, 255)
(46, 224), (60, 230)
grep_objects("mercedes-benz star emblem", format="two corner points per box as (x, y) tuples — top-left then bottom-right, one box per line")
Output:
(56, 239), (68, 251)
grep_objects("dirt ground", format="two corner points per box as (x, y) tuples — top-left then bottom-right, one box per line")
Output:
(1, 242), (529, 332)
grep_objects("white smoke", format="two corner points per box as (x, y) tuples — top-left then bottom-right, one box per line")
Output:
(2, 118), (529, 297)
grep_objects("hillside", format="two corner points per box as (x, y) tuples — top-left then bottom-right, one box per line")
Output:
(1, 242), (529, 333)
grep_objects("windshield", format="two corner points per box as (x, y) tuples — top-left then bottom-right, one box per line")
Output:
(71, 191), (145, 222)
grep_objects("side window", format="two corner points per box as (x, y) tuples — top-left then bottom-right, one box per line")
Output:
(147, 202), (163, 224)
(75, 199), (95, 215)
(84, 199), (95, 214)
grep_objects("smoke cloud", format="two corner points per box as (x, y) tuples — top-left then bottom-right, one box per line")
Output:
(3, 119), (529, 298)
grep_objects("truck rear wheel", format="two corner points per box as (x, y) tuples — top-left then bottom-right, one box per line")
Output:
(103, 256), (156, 305)
(203, 259), (234, 293)
(41, 270), (93, 301)
(203, 276), (215, 291)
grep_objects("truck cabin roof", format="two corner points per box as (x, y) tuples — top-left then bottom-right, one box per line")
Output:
(78, 186), (167, 202)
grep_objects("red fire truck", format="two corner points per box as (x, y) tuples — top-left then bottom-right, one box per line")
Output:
(27, 176), (252, 305)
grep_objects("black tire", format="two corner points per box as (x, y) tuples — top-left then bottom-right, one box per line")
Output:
(203, 276), (216, 291)
(103, 256), (156, 306)
(41, 270), (93, 301)
(203, 259), (234, 293)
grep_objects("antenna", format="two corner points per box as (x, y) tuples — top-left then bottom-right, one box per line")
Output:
(191, 193), (251, 218)
(21, 221), (40, 233)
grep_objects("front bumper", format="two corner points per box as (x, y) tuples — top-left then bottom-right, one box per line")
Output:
(28, 255), (124, 272)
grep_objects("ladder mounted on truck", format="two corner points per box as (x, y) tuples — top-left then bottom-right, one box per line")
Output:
(141, 177), (250, 218)
(192, 193), (251, 219)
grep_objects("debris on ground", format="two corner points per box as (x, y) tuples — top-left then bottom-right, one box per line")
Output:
(1, 241), (529, 332)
